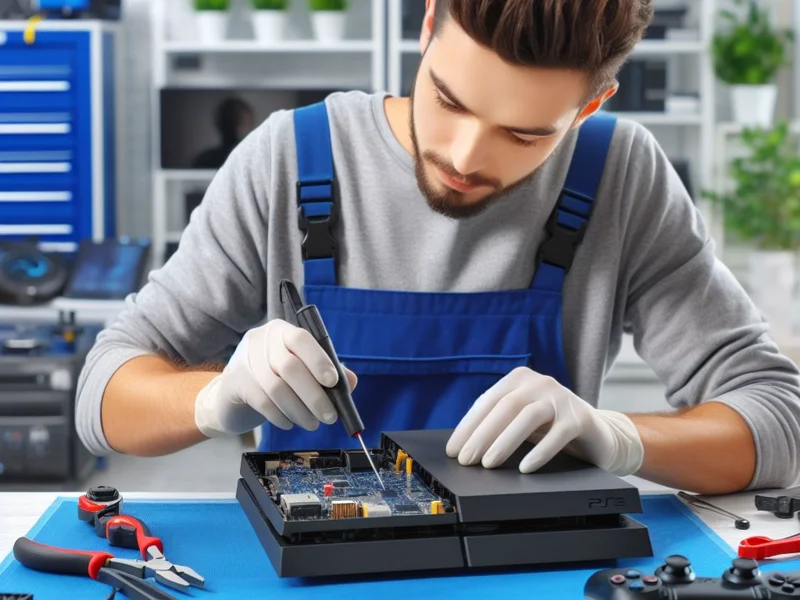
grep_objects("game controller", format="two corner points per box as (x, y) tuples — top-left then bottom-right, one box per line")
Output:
(585, 554), (800, 599)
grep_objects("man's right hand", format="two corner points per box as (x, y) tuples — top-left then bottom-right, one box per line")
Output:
(194, 319), (357, 438)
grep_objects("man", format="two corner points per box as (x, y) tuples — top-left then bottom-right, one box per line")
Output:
(76, 0), (800, 496)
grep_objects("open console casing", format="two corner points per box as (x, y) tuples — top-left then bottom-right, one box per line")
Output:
(236, 429), (653, 578)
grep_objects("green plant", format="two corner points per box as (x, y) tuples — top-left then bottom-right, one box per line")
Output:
(712, 0), (793, 85)
(308, 0), (346, 10)
(252, 0), (288, 8)
(702, 123), (800, 251)
(193, 0), (229, 10)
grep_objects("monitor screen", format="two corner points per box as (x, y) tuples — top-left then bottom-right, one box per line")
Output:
(63, 239), (150, 300)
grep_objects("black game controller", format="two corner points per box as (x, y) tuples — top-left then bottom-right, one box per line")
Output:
(585, 554), (800, 599)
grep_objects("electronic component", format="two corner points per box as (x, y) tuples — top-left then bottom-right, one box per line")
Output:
(395, 450), (408, 471)
(392, 503), (420, 514)
(405, 457), (413, 474)
(361, 502), (391, 518)
(279, 493), (322, 519)
(331, 500), (358, 520)
(430, 501), (443, 514)
(331, 480), (349, 488)
(381, 490), (398, 499)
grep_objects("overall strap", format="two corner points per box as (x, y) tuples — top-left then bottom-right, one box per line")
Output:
(293, 101), (338, 287)
(531, 112), (617, 292)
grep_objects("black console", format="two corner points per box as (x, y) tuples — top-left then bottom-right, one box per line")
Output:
(585, 554), (800, 599)
(237, 429), (654, 578)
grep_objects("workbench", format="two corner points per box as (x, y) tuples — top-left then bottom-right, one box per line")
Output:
(1, 482), (799, 599)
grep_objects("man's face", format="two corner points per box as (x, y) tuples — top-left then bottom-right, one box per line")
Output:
(410, 16), (599, 219)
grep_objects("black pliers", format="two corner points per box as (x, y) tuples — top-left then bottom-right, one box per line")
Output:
(13, 537), (177, 600)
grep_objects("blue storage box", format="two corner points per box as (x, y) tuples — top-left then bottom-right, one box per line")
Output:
(0, 20), (116, 253)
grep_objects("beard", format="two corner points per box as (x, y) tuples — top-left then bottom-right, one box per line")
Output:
(408, 87), (544, 220)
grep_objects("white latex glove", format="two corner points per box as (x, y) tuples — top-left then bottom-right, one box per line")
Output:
(445, 367), (644, 476)
(194, 319), (357, 438)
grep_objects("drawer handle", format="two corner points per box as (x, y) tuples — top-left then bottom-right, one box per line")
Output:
(0, 224), (72, 235)
(0, 191), (71, 202)
(0, 163), (70, 174)
(24, 14), (44, 45)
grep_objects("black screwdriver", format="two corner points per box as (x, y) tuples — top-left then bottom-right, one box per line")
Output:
(279, 279), (385, 490)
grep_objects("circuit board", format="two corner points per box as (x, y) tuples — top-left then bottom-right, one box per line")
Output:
(259, 449), (454, 521)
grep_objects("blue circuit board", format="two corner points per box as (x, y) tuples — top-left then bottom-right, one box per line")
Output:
(271, 465), (446, 520)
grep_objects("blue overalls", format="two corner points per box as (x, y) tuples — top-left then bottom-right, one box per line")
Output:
(258, 101), (617, 452)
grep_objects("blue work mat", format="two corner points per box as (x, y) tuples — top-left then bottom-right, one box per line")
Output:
(1, 494), (798, 600)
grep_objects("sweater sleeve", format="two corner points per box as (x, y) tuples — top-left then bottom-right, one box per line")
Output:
(74, 118), (274, 456)
(619, 123), (800, 491)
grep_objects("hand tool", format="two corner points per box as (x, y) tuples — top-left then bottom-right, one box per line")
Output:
(280, 279), (385, 490)
(678, 491), (750, 529)
(738, 531), (800, 560)
(77, 487), (205, 592)
(12, 537), (176, 600)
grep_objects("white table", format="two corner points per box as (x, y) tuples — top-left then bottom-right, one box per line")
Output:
(0, 484), (796, 563)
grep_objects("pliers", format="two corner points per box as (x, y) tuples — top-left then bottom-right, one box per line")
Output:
(13, 537), (177, 600)
(77, 490), (204, 593)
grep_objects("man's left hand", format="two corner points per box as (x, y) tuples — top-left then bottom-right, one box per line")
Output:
(445, 367), (645, 476)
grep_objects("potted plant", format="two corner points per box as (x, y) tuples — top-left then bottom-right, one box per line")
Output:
(252, 0), (289, 42)
(703, 123), (800, 340)
(308, 0), (347, 42)
(193, 0), (230, 43)
(712, 0), (793, 128)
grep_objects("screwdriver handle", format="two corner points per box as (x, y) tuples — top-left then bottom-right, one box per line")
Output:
(13, 537), (112, 580)
(105, 514), (163, 560)
(296, 304), (365, 437)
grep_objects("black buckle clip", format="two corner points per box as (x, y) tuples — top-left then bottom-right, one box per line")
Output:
(537, 193), (591, 272)
(296, 179), (337, 260)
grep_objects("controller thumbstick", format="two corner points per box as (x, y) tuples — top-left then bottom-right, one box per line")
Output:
(656, 555), (696, 584)
(722, 558), (760, 587)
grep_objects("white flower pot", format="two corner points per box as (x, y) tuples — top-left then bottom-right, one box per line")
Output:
(311, 11), (346, 42)
(731, 84), (777, 129)
(196, 11), (229, 43)
(253, 10), (288, 42)
(748, 249), (796, 341)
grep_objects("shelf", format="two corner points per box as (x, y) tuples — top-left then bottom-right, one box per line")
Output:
(716, 121), (800, 135)
(632, 39), (704, 55)
(610, 112), (703, 125)
(163, 39), (376, 54)
(397, 38), (704, 56)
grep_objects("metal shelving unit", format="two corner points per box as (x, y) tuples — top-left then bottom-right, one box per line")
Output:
(148, 0), (387, 267)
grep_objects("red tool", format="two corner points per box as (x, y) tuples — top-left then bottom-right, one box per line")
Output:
(13, 537), (175, 600)
(77, 486), (204, 592)
(738, 532), (800, 560)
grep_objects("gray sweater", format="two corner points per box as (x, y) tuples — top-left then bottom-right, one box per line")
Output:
(76, 91), (800, 490)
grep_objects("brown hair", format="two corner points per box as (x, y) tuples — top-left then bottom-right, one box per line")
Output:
(433, 0), (654, 102)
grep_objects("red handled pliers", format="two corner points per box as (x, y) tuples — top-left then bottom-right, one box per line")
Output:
(739, 532), (800, 560)
(77, 489), (204, 592)
(13, 537), (177, 600)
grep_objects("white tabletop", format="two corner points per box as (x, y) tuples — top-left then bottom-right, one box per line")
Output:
(0, 484), (795, 567)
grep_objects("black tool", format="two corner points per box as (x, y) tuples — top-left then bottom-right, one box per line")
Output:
(678, 491), (750, 529)
(755, 485), (800, 519)
(279, 279), (385, 490)
(12, 538), (176, 600)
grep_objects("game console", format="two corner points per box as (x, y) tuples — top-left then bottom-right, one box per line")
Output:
(585, 554), (800, 598)
(236, 428), (654, 578)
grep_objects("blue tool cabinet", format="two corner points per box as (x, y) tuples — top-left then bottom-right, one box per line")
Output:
(0, 21), (116, 252)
